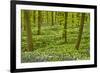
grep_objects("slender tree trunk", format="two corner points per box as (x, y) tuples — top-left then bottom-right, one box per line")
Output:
(47, 11), (48, 24)
(24, 10), (33, 51)
(76, 13), (80, 26)
(33, 11), (35, 24)
(53, 12), (56, 24)
(75, 13), (85, 50)
(47, 11), (49, 25)
(64, 12), (68, 42)
(37, 11), (41, 35)
(51, 12), (54, 25)
(21, 10), (26, 31)
(55, 12), (57, 24)
(21, 10), (24, 31)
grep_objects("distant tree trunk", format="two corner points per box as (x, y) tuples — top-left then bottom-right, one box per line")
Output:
(76, 13), (80, 26)
(87, 13), (90, 25)
(51, 12), (54, 25)
(75, 13), (85, 50)
(53, 12), (56, 24)
(55, 12), (57, 24)
(21, 10), (24, 31)
(47, 11), (50, 25)
(21, 10), (26, 31)
(72, 13), (74, 25)
(46, 11), (48, 25)
(33, 11), (35, 24)
(24, 10), (33, 51)
(55, 12), (59, 25)
(37, 11), (41, 35)
(57, 12), (60, 25)
(64, 12), (68, 42)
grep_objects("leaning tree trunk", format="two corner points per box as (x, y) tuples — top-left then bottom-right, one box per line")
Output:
(75, 13), (85, 50)
(24, 10), (33, 51)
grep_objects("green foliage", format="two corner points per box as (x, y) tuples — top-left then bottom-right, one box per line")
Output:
(21, 10), (90, 63)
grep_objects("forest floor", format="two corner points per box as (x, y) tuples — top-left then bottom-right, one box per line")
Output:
(21, 24), (90, 63)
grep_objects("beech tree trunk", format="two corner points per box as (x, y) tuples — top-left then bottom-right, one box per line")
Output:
(24, 10), (33, 51)
(37, 11), (42, 35)
(75, 13), (85, 50)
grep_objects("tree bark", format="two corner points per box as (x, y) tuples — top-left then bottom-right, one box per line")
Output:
(75, 13), (85, 50)
(37, 11), (41, 35)
(24, 10), (33, 51)
(51, 12), (54, 25)
(33, 11), (35, 24)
